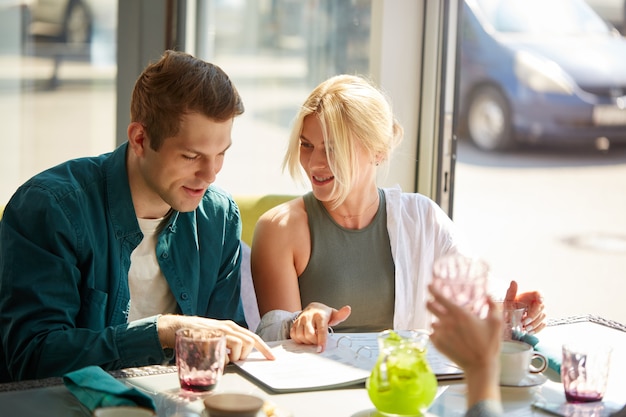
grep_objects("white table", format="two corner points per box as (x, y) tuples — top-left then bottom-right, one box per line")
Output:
(1, 316), (624, 417)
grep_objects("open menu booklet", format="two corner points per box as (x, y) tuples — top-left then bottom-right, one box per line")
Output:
(233, 332), (463, 393)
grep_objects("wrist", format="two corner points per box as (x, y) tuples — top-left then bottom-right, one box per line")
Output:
(157, 314), (176, 349)
(288, 311), (302, 337)
(256, 310), (301, 342)
(464, 363), (501, 408)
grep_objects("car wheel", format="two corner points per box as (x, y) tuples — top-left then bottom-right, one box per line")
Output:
(63, 0), (92, 45)
(467, 85), (515, 151)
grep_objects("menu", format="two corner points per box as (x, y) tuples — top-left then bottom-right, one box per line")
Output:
(233, 332), (463, 393)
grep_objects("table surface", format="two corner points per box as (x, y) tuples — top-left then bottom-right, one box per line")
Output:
(1, 316), (625, 417)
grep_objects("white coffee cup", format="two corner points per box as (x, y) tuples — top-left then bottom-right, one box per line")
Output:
(499, 340), (547, 386)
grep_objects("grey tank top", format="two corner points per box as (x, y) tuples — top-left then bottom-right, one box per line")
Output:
(299, 189), (395, 332)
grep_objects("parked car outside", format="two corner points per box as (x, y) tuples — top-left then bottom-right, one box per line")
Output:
(584, 0), (626, 35)
(457, 0), (626, 151)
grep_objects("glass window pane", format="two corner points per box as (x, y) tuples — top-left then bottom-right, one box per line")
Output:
(0, 0), (117, 206)
(197, 0), (372, 196)
(454, 0), (626, 325)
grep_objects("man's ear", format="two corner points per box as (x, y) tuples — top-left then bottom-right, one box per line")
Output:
(127, 122), (148, 156)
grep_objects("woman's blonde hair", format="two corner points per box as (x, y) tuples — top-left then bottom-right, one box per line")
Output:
(283, 74), (403, 208)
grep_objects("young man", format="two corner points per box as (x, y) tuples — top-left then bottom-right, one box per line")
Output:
(0, 50), (273, 382)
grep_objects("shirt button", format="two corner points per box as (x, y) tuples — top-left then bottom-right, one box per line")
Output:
(181, 293), (189, 300)
(161, 252), (169, 259)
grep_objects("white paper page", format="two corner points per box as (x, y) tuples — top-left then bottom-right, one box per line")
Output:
(234, 332), (463, 393)
(325, 333), (463, 379)
(235, 338), (371, 392)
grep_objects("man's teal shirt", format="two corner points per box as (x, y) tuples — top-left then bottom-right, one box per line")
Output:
(0, 143), (245, 381)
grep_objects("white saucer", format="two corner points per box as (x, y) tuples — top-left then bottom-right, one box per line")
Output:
(500, 372), (547, 387)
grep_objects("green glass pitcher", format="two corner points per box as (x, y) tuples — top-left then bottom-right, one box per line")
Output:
(366, 330), (437, 416)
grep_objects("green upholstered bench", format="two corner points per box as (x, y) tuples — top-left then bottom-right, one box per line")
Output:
(233, 194), (295, 246)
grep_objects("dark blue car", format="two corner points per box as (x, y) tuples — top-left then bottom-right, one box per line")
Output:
(458, 0), (626, 151)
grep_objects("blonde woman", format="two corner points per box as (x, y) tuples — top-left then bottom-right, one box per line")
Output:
(251, 75), (545, 349)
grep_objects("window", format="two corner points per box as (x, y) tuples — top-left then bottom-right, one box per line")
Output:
(0, 0), (117, 205)
(194, 0), (373, 196)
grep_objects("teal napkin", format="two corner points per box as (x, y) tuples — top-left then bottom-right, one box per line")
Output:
(63, 366), (156, 412)
(516, 332), (562, 375)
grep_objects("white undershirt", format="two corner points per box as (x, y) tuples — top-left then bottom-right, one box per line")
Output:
(127, 217), (177, 322)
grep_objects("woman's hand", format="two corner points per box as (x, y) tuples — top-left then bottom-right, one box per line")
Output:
(504, 280), (546, 334)
(290, 302), (351, 352)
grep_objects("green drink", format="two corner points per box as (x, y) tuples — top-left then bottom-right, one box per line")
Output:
(366, 330), (437, 416)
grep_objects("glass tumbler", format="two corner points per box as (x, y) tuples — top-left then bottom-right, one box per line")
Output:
(561, 343), (612, 403)
(432, 254), (490, 316)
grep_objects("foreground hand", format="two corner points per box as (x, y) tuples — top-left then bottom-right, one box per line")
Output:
(427, 284), (503, 408)
(290, 302), (351, 352)
(427, 284), (502, 371)
(504, 280), (546, 334)
(157, 314), (275, 362)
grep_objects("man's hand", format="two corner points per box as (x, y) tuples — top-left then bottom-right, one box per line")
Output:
(157, 315), (275, 362)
